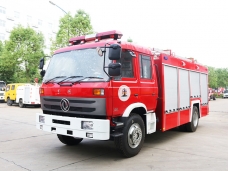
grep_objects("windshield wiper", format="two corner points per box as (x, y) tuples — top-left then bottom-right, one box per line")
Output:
(44, 76), (66, 84)
(57, 76), (83, 84)
(72, 76), (104, 84)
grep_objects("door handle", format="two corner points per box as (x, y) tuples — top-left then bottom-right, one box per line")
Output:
(134, 94), (138, 96)
(152, 93), (155, 95)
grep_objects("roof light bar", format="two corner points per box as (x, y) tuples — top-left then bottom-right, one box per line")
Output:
(96, 30), (123, 40)
(85, 34), (96, 41)
(69, 35), (85, 45)
(69, 30), (123, 45)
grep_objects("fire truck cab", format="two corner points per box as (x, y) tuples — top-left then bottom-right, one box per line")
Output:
(37, 30), (209, 157)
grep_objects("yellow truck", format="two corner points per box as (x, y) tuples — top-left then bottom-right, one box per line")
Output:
(4, 83), (25, 106)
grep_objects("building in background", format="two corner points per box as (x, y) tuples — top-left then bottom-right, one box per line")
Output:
(0, 3), (58, 54)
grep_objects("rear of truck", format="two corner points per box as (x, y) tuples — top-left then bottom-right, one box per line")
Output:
(153, 49), (209, 132)
(16, 84), (41, 107)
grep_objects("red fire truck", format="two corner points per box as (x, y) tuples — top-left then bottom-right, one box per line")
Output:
(37, 30), (209, 157)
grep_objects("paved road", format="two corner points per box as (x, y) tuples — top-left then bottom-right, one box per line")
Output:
(0, 99), (228, 171)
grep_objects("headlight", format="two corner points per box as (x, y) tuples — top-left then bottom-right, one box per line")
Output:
(81, 121), (93, 130)
(40, 88), (44, 94)
(39, 115), (45, 123)
(93, 89), (104, 96)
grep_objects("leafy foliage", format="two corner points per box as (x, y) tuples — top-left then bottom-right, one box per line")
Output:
(216, 68), (228, 88)
(51, 10), (93, 54)
(208, 66), (228, 89)
(0, 25), (45, 83)
(0, 41), (3, 56)
(127, 37), (133, 42)
(208, 66), (218, 88)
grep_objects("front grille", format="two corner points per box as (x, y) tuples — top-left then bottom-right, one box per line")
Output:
(44, 104), (61, 110)
(44, 104), (95, 112)
(70, 106), (95, 112)
(0, 93), (3, 96)
(44, 98), (60, 102)
(41, 96), (106, 117)
(44, 98), (95, 104)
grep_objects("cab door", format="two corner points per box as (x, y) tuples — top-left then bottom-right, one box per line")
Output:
(112, 50), (140, 116)
(10, 84), (16, 100)
(5, 85), (11, 101)
(138, 54), (158, 111)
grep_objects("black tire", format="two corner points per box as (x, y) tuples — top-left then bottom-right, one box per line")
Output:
(114, 113), (145, 158)
(7, 98), (13, 106)
(34, 105), (41, 108)
(186, 106), (199, 132)
(19, 99), (24, 108)
(179, 124), (187, 132)
(57, 134), (83, 146)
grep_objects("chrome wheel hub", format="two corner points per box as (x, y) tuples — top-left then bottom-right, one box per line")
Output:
(193, 110), (198, 127)
(128, 123), (142, 148)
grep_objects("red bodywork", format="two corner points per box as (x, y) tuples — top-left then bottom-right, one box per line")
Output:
(154, 51), (209, 131)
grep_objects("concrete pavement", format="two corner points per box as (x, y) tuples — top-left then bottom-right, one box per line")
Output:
(0, 99), (228, 171)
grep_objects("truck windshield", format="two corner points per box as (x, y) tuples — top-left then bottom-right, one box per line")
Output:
(0, 82), (6, 88)
(43, 48), (110, 83)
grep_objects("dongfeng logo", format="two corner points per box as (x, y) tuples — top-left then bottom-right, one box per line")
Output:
(60, 98), (70, 112)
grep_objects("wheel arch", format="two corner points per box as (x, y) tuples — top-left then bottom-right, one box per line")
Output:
(190, 100), (201, 122)
(122, 103), (147, 118)
(122, 103), (148, 132)
(16, 97), (22, 103)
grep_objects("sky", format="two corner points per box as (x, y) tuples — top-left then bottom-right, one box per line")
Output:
(3, 0), (228, 68)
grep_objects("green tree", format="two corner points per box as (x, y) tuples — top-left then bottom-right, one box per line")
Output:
(127, 37), (133, 42)
(0, 25), (45, 83)
(51, 10), (93, 53)
(216, 68), (228, 88)
(208, 66), (217, 88)
(0, 41), (4, 80)
(0, 40), (3, 56)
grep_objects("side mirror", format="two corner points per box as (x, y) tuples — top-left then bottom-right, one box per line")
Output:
(96, 47), (103, 56)
(40, 70), (46, 77)
(108, 63), (121, 76)
(108, 44), (121, 60)
(39, 58), (44, 70)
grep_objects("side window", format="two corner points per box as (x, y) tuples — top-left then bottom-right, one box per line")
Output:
(6, 85), (10, 91)
(11, 85), (15, 90)
(139, 55), (152, 79)
(120, 50), (134, 78)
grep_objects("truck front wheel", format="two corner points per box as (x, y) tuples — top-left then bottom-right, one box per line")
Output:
(7, 98), (13, 106)
(57, 134), (83, 146)
(114, 114), (145, 158)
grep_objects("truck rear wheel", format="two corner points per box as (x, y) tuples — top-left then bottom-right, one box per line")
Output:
(7, 98), (13, 106)
(178, 124), (187, 132)
(19, 99), (25, 108)
(57, 134), (83, 146)
(114, 114), (145, 158)
(186, 106), (199, 132)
